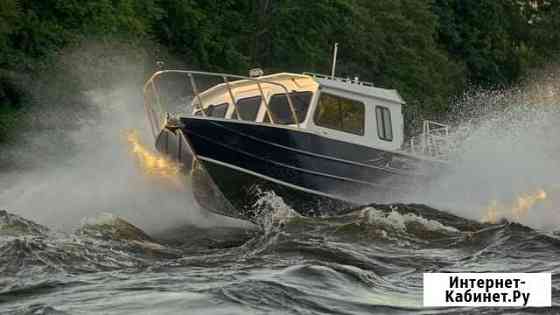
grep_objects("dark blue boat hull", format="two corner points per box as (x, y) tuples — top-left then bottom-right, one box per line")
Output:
(156, 117), (442, 220)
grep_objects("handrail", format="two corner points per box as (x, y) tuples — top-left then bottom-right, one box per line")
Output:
(405, 120), (450, 160)
(187, 73), (207, 117)
(223, 76), (242, 120)
(143, 89), (160, 139)
(256, 81), (275, 124)
(303, 71), (375, 87)
(143, 70), (300, 140)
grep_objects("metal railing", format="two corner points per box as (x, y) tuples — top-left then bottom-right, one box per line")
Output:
(406, 120), (450, 160)
(144, 70), (301, 140)
(303, 72), (375, 87)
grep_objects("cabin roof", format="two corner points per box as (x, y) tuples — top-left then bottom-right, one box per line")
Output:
(197, 71), (405, 106)
(198, 72), (316, 100)
(312, 76), (406, 105)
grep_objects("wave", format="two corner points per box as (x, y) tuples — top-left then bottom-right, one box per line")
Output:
(0, 210), (183, 296)
(2, 202), (560, 313)
(0, 209), (50, 237)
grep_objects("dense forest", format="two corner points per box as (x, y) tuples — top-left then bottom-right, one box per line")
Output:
(0, 0), (559, 143)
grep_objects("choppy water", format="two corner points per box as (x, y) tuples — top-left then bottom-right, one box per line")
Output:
(2, 198), (560, 314)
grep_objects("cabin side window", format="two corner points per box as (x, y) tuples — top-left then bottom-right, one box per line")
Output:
(375, 106), (393, 141)
(193, 103), (228, 118)
(314, 93), (365, 136)
(209, 103), (228, 118)
(265, 91), (312, 124)
(232, 96), (262, 121)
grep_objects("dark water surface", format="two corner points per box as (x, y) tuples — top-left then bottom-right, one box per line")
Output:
(2, 201), (560, 315)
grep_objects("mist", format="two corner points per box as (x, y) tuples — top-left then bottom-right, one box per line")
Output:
(406, 66), (560, 230)
(0, 43), (250, 234)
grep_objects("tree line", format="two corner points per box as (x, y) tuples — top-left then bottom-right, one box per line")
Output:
(0, 0), (558, 142)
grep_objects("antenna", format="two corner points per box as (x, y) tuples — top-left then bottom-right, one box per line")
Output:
(331, 42), (338, 79)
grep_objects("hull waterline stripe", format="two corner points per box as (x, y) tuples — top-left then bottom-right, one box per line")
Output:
(198, 155), (359, 204)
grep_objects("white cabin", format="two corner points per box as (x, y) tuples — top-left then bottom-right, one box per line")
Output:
(192, 72), (406, 152)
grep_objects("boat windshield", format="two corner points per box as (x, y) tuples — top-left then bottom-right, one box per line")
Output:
(194, 91), (314, 125)
(265, 91), (312, 125)
(194, 103), (229, 118)
(231, 96), (262, 121)
(144, 71), (318, 138)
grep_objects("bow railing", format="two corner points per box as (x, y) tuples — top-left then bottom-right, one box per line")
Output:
(405, 120), (451, 160)
(143, 70), (300, 140)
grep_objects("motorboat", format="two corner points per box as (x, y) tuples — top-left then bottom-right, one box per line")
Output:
(143, 69), (450, 221)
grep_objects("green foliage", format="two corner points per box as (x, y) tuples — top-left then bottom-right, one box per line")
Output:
(0, 0), (20, 66)
(346, 0), (466, 119)
(153, 0), (252, 72)
(0, 70), (27, 142)
(0, 105), (20, 142)
(1, 0), (161, 70)
(526, 0), (560, 62)
(252, 0), (354, 72)
(0, 0), (559, 143)
(431, 0), (557, 87)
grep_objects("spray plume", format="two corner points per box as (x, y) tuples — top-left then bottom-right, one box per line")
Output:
(0, 41), (250, 233)
(406, 65), (560, 229)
